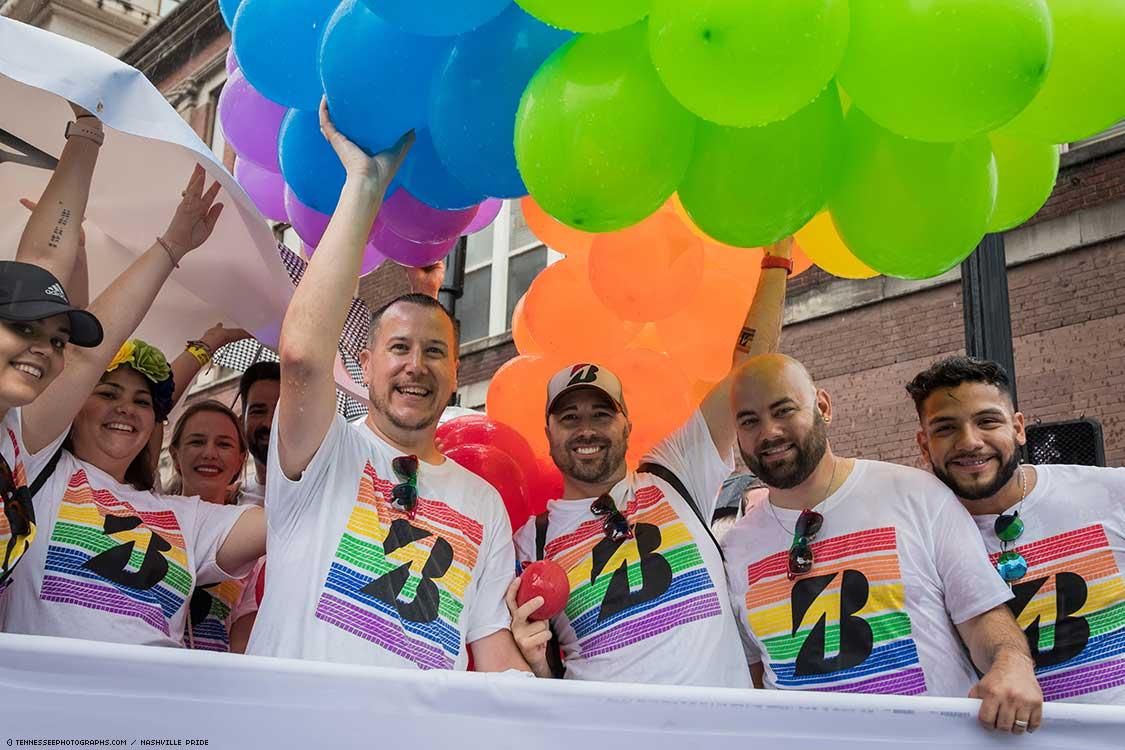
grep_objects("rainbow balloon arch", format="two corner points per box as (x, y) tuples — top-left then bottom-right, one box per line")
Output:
(220, 0), (1125, 512)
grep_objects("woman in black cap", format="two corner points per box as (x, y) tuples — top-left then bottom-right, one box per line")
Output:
(1, 103), (106, 592)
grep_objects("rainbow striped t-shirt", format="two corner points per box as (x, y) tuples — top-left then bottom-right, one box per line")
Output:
(973, 464), (1125, 704)
(724, 459), (1012, 697)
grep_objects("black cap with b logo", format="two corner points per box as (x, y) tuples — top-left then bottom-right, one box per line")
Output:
(0, 261), (103, 347)
(545, 363), (628, 417)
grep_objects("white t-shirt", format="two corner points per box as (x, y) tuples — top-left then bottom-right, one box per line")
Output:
(2, 447), (252, 647)
(513, 410), (750, 688)
(1, 408), (35, 600)
(185, 573), (250, 652)
(971, 464), (1125, 705)
(246, 413), (515, 670)
(723, 459), (1012, 697)
(239, 474), (266, 507)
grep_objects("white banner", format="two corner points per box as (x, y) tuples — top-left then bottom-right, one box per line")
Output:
(0, 633), (1122, 749)
(0, 18), (291, 355)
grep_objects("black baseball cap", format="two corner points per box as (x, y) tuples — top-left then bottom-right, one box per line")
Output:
(0, 261), (103, 347)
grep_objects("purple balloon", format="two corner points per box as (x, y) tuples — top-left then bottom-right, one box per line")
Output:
(284, 186), (331, 248)
(380, 190), (479, 244)
(218, 70), (285, 172)
(226, 46), (239, 75)
(371, 217), (456, 267)
(235, 158), (287, 222)
(464, 198), (503, 234)
(359, 244), (386, 276)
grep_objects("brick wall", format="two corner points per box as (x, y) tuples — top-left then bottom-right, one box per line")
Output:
(784, 236), (1125, 469)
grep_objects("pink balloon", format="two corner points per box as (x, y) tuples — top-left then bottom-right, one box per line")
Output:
(464, 198), (503, 234)
(286, 187), (385, 275)
(371, 216), (456, 267)
(380, 189), (479, 244)
(218, 70), (285, 172)
(235, 158), (286, 222)
(226, 46), (239, 75)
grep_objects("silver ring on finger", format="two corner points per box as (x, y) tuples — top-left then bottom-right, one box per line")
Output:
(1014, 719), (1029, 729)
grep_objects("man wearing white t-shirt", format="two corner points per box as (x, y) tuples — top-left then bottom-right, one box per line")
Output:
(508, 242), (793, 687)
(909, 356), (1125, 706)
(236, 361), (280, 508)
(246, 102), (528, 672)
(725, 354), (1042, 734)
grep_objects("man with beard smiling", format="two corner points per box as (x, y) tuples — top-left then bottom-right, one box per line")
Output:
(723, 354), (1043, 734)
(507, 241), (792, 687)
(908, 356), (1125, 705)
(236, 361), (280, 507)
(245, 103), (528, 672)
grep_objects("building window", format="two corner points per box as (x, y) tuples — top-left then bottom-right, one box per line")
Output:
(460, 224), (494, 343)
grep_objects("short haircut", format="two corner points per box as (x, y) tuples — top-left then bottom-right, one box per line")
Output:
(238, 361), (280, 414)
(905, 356), (1014, 416)
(367, 293), (459, 355)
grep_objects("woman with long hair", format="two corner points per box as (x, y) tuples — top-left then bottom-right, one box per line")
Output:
(0, 166), (266, 647)
(169, 400), (261, 652)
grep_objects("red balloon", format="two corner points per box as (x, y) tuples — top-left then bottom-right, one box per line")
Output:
(517, 560), (570, 621)
(254, 564), (266, 605)
(436, 415), (538, 477)
(527, 455), (563, 516)
(445, 444), (530, 530)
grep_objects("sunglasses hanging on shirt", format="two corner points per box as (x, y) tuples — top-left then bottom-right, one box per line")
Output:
(993, 465), (1029, 584)
(0, 453), (36, 584)
(391, 454), (420, 519)
(590, 493), (632, 542)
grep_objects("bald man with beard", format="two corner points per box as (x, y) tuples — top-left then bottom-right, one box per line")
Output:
(722, 354), (1043, 734)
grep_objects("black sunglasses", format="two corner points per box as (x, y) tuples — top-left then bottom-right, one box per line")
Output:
(0, 454), (35, 581)
(390, 455), (420, 518)
(787, 509), (823, 580)
(590, 494), (632, 542)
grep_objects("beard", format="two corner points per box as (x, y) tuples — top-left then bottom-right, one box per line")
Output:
(550, 434), (628, 487)
(742, 412), (829, 490)
(932, 446), (1021, 501)
(369, 386), (443, 433)
(248, 427), (270, 466)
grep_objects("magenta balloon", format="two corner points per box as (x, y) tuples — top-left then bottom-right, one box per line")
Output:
(464, 198), (503, 234)
(226, 46), (239, 75)
(371, 217), (456, 267)
(359, 244), (386, 276)
(218, 70), (285, 172)
(380, 189), (479, 243)
(284, 186), (331, 248)
(235, 158), (287, 222)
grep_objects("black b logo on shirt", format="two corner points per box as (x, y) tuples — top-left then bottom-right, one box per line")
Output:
(1009, 572), (1090, 668)
(362, 519), (452, 624)
(591, 523), (673, 622)
(791, 570), (874, 676)
(84, 514), (171, 590)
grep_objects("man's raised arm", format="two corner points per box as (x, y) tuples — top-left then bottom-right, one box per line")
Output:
(276, 99), (413, 480)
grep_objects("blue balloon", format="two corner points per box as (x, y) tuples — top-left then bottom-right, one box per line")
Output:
(321, 0), (451, 156)
(362, 0), (511, 36)
(279, 109), (345, 215)
(430, 5), (571, 198)
(400, 130), (487, 211)
(233, 0), (336, 110)
(218, 0), (242, 29)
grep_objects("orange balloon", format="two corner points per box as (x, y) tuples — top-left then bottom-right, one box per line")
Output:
(522, 255), (639, 366)
(655, 246), (762, 383)
(510, 294), (541, 355)
(665, 194), (745, 253)
(791, 241), (814, 277)
(609, 348), (694, 465)
(588, 211), (705, 322)
(521, 196), (594, 257)
(486, 355), (557, 458)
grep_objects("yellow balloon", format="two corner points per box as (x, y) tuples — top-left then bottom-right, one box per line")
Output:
(795, 212), (879, 280)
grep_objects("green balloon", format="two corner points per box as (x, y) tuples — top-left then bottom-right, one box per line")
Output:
(838, 0), (1052, 142)
(829, 110), (997, 280)
(987, 135), (1059, 232)
(648, 0), (849, 127)
(679, 85), (845, 247)
(514, 0), (651, 33)
(1001, 0), (1125, 143)
(515, 23), (696, 232)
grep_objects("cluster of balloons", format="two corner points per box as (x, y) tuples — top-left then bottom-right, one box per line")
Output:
(513, 0), (1123, 280)
(487, 196), (823, 466)
(218, 0), (561, 266)
(435, 414), (562, 530)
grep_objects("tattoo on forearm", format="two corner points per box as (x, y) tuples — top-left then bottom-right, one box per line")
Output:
(47, 207), (72, 249)
(736, 327), (756, 353)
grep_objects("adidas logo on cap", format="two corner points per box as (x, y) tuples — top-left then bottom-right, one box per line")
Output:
(44, 283), (68, 302)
